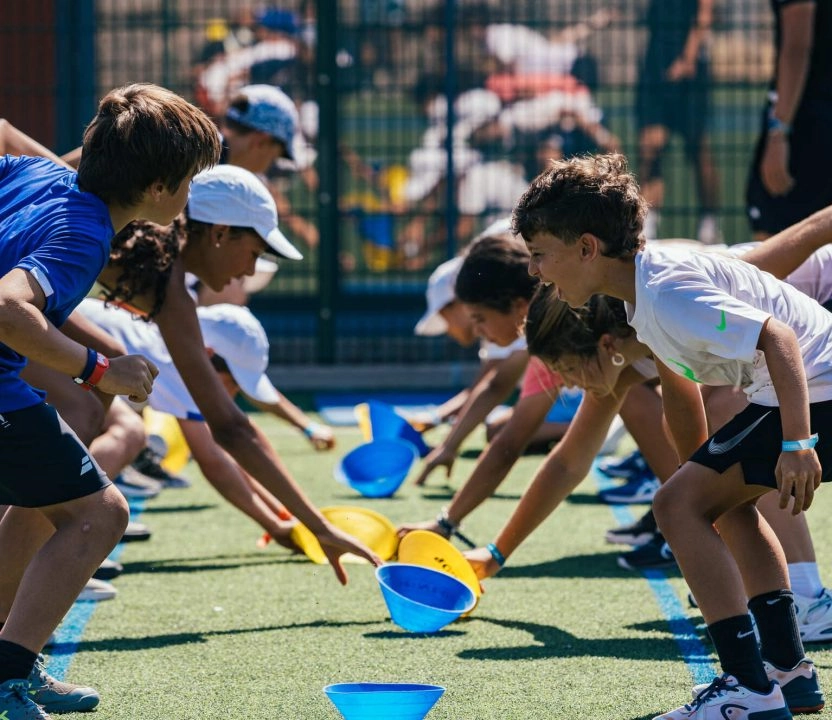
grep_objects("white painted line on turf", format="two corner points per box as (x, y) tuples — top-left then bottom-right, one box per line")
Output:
(593, 464), (717, 685)
(46, 499), (145, 681)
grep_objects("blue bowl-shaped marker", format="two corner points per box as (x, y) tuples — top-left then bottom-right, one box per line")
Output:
(324, 683), (445, 720)
(367, 401), (431, 458)
(376, 563), (477, 633)
(335, 439), (418, 498)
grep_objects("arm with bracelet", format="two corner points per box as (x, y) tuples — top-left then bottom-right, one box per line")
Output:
(464, 388), (627, 580)
(758, 317), (822, 513)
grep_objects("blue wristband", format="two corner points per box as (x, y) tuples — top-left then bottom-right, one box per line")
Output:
(782, 434), (819, 452)
(486, 542), (506, 567)
(77, 347), (98, 383)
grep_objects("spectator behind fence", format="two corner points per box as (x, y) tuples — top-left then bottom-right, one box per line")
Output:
(636, 0), (721, 244)
(746, 0), (832, 239)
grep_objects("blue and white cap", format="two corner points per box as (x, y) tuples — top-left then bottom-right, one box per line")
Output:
(225, 84), (298, 160)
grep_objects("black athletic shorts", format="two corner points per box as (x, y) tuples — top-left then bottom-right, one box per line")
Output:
(746, 102), (832, 235)
(0, 402), (110, 507)
(689, 399), (832, 489)
(636, 59), (710, 157)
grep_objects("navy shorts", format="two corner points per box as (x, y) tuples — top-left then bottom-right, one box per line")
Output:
(636, 60), (710, 158)
(0, 403), (110, 507)
(689, 399), (832, 489)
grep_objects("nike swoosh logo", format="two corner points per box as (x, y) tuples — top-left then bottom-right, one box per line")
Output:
(667, 359), (701, 383)
(708, 412), (772, 455)
(716, 310), (727, 332)
(737, 629), (756, 639)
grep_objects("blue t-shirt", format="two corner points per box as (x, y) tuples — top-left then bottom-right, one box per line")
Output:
(0, 155), (113, 411)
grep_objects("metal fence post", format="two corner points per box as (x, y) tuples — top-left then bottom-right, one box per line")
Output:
(55, 0), (95, 154)
(315, 0), (339, 364)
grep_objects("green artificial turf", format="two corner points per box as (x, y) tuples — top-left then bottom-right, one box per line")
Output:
(51, 416), (832, 719)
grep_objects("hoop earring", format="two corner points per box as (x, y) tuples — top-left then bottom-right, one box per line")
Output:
(611, 352), (625, 367)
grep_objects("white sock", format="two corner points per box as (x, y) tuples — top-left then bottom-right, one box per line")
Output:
(789, 562), (824, 599)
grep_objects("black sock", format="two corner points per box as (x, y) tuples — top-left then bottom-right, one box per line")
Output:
(0, 639), (37, 684)
(707, 614), (769, 692)
(748, 589), (805, 670)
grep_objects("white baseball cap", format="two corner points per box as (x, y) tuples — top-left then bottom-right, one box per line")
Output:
(187, 164), (303, 260)
(414, 256), (464, 336)
(197, 304), (281, 404)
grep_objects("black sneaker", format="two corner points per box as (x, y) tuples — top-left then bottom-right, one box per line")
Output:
(617, 533), (676, 571)
(604, 508), (657, 546)
(121, 521), (152, 543)
(132, 447), (191, 489)
(93, 558), (124, 581)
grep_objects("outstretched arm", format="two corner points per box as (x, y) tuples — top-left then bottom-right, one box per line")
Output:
(466, 389), (626, 579)
(155, 266), (380, 582)
(413, 350), (528, 485)
(0, 119), (73, 168)
(399, 390), (554, 538)
(741, 205), (832, 279)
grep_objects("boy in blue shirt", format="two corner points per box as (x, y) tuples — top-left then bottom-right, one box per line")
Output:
(0, 83), (219, 720)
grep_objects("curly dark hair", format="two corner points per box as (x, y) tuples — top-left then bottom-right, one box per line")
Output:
(525, 286), (633, 366)
(512, 153), (647, 259)
(102, 215), (184, 320)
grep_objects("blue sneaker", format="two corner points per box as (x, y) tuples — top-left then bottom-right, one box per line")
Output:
(764, 659), (824, 714)
(28, 655), (100, 713)
(597, 449), (648, 481)
(0, 679), (50, 719)
(599, 474), (659, 504)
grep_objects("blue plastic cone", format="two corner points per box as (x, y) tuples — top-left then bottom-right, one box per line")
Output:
(376, 563), (476, 633)
(367, 401), (431, 457)
(324, 683), (445, 720)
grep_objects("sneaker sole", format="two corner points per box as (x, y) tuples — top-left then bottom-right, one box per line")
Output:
(617, 557), (677, 572)
(600, 494), (658, 505)
(604, 531), (655, 546)
(38, 692), (100, 713)
(790, 702), (824, 714)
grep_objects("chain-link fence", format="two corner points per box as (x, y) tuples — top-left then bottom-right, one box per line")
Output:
(2, 0), (775, 366)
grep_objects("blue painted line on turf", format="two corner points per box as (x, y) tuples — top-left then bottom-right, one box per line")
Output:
(593, 464), (717, 685)
(46, 498), (146, 681)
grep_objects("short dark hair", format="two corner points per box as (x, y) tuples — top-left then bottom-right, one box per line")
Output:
(455, 232), (538, 312)
(78, 83), (220, 206)
(512, 153), (647, 259)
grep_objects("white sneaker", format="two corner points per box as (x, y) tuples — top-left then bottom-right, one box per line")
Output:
(657, 675), (790, 719)
(77, 578), (117, 602)
(794, 588), (832, 643)
(693, 660), (823, 714)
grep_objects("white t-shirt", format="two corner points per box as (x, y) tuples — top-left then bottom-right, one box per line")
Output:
(626, 244), (832, 406)
(78, 299), (205, 421)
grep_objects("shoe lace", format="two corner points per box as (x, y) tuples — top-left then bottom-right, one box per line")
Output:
(687, 675), (737, 710)
(28, 655), (48, 686)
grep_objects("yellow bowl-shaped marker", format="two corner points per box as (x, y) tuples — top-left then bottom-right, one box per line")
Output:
(397, 530), (482, 614)
(291, 506), (399, 565)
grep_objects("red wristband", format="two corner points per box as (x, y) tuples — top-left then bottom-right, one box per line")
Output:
(74, 353), (109, 390)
